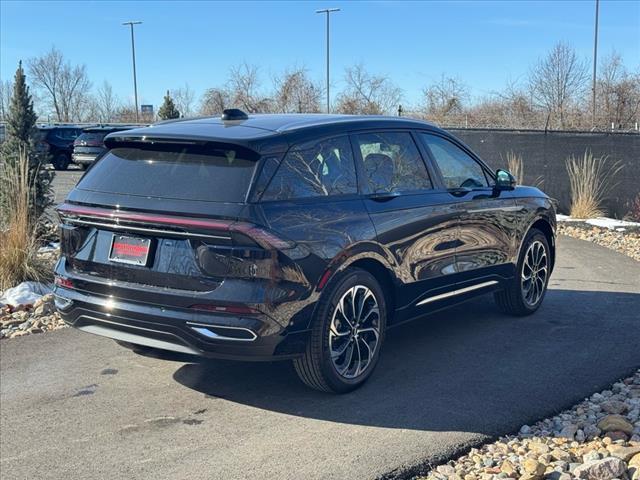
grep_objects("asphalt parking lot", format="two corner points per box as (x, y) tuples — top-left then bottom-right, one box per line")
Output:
(51, 169), (84, 207)
(2, 233), (639, 480)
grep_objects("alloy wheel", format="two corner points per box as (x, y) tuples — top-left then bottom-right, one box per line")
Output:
(328, 285), (381, 379)
(521, 240), (548, 307)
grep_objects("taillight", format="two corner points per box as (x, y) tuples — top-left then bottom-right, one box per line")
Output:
(234, 225), (295, 250)
(54, 276), (74, 289)
(56, 203), (296, 251)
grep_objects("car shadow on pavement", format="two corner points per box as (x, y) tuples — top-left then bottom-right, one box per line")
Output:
(172, 289), (640, 434)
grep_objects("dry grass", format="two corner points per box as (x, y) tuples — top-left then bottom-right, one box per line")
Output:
(0, 148), (51, 291)
(566, 150), (623, 219)
(503, 151), (544, 187)
(505, 151), (524, 185)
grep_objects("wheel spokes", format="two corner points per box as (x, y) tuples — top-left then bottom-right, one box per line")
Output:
(521, 240), (548, 307)
(329, 285), (381, 379)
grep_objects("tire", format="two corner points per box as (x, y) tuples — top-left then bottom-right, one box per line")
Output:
(53, 153), (69, 170)
(494, 228), (550, 316)
(293, 268), (387, 393)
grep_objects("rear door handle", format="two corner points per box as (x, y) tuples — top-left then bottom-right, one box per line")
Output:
(368, 192), (401, 202)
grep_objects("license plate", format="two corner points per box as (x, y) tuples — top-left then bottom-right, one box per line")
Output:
(109, 235), (151, 266)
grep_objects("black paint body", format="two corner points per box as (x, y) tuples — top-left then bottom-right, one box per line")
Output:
(54, 115), (556, 360)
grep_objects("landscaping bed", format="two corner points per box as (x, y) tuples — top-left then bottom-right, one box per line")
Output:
(557, 217), (640, 262)
(0, 221), (65, 339)
(419, 370), (640, 480)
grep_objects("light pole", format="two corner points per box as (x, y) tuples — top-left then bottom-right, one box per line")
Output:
(591, 0), (599, 128)
(122, 20), (142, 122)
(316, 8), (340, 114)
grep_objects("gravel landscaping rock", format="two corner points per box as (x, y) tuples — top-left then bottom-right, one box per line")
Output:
(0, 227), (65, 340)
(419, 370), (640, 480)
(557, 221), (640, 261)
(0, 293), (66, 339)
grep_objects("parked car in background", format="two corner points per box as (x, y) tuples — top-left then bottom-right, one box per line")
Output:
(54, 110), (556, 393)
(72, 126), (137, 169)
(35, 125), (84, 170)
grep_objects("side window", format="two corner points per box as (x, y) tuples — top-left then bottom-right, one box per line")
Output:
(261, 136), (357, 201)
(355, 131), (432, 194)
(56, 129), (77, 141)
(420, 133), (489, 189)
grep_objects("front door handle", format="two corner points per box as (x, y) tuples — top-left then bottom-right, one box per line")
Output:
(448, 187), (472, 197)
(369, 192), (401, 202)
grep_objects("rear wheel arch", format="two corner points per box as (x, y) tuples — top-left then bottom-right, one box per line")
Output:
(317, 254), (398, 324)
(349, 258), (396, 322)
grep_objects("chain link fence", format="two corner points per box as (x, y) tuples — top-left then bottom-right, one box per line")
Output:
(400, 110), (640, 133)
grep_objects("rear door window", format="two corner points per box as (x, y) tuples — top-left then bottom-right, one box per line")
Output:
(355, 131), (432, 194)
(261, 135), (357, 201)
(77, 145), (259, 202)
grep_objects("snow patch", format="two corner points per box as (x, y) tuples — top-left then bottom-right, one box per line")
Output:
(557, 215), (640, 229)
(586, 217), (640, 229)
(0, 282), (53, 307)
(38, 242), (60, 254)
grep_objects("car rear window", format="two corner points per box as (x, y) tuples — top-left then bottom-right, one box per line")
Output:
(76, 145), (259, 202)
(77, 132), (106, 142)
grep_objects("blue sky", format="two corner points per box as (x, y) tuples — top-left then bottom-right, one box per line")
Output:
(1, 0), (638, 111)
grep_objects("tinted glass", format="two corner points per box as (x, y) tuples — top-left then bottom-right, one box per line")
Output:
(77, 146), (258, 202)
(262, 136), (357, 201)
(355, 131), (431, 194)
(76, 133), (106, 142)
(55, 129), (82, 140)
(420, 134), (488, 189)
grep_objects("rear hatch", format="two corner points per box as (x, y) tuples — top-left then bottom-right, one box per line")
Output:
(57, 141), (276, 299)
(73, 132), (107, 156)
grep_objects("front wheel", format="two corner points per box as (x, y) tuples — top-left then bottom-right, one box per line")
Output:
(293, 268), (387, 393)
(494, 229), (550, 316)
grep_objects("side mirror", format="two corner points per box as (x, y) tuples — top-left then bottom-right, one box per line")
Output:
(495, 169), (516, 190)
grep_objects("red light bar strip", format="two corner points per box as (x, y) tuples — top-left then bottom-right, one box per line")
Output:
(57, 203), (233, 231)
(56, 203), (294, 250)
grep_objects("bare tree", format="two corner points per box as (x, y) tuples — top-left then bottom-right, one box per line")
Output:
(596, 51), (640, 129)
(0, 79), (12, 121)
(463, 78), (538, 128)
(28, 47), (92, 122)
(228, 63), (272, 113)
(335, 64), (402, 115)
(272, 67), (322, 113)
(200, 63), (272, 115)
(200, 87), (231, 115)
(173, 83), (196, 118)
(528, 42), (589, 129)
(422, 75), (470, 122)
(94, 81), (120, 123)
(115, 104), (143, 123)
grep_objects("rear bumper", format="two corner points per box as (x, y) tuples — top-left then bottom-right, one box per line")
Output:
(54, 283), (311, 362)
(72, 153), (99, 165)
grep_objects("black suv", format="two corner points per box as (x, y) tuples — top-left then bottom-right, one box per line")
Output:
(36, 125), (84, 170)
(55, 111), (556, 393)
(72, 126), (137, 169)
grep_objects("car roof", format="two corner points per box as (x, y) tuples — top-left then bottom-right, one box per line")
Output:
(82, 126), (137, 133)
(38, 125), (84, 131)
(104, 114), (442, 154)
